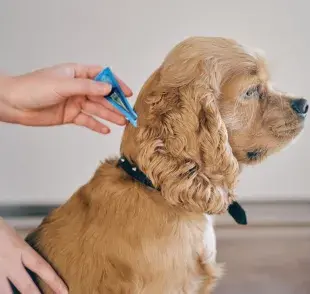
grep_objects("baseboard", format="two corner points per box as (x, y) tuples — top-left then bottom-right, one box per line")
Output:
(215, 200), (310, 227)
(0, 204), (58, 217)
(0, 205), (58, 229)
(1, 200), (310, 229)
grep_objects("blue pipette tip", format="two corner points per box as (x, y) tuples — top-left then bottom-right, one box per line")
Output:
(94, 67), (138, 128)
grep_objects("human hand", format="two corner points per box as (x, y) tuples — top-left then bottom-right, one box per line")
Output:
(0, 217), (68, 294)
(0, 63), (133, 134)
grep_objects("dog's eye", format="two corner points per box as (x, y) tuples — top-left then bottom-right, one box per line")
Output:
(244, 86), (259, 98)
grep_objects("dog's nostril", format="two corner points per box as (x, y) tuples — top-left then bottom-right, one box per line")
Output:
(291, 98), (309, 116)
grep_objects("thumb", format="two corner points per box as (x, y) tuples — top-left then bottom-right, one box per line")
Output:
(57, 78), (112, 98)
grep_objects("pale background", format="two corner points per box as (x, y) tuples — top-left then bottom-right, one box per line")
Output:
(0, 0), (309, 205)
(1, 2), (310, 293)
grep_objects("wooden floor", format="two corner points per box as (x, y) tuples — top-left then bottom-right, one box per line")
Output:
(214, 227), (310, 294)
(16, 225), (310, 294)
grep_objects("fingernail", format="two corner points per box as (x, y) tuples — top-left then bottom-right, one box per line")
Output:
(118, 117), (127, 125)
(59, 286), (69, 294)
(96, 82), (112, 94)
(101, 127), (110, 134)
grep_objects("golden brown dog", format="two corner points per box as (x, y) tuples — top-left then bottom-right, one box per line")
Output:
(24, 37), (307, 293)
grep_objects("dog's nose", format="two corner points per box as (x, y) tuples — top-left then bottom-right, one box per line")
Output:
(291, 98), (309, 116)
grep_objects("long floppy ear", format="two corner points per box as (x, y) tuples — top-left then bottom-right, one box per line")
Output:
(135, 59), (239, 214)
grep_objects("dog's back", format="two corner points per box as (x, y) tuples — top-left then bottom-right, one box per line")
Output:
(25, 159), (214, 293)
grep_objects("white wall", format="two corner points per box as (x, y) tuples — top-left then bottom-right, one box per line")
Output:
(0, 0), (309, 204)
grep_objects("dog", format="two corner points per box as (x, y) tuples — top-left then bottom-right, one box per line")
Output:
(23, 37), (307, 293)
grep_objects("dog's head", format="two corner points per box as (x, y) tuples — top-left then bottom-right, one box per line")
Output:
(121, 37), (307, 214)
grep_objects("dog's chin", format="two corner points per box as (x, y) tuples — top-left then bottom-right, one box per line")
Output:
(272, 123), (305, 146)
(241, 124), (305, 165)
(272, 126), (305, 154)
(271, 117), (306, 139)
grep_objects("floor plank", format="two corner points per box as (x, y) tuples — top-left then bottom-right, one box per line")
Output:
(215, 227), (310, 294)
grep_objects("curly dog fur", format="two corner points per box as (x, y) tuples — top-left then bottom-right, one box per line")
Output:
(24, 37), (307, 293)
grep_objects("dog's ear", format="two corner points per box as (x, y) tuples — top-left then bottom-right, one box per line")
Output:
(135, 58), (239, 214)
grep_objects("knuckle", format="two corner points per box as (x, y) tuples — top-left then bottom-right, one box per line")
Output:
(63, 62), (76, 67)
(22, 282), (38, 294)
(32, 257), (47, 273)
(81, 99), (89, 111)
(61, 62), (78, 72)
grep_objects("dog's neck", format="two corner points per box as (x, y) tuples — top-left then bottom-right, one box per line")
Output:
(117, 155), (247, 225)
(117, 156), (158, 191)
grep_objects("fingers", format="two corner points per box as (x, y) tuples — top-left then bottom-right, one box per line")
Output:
(88, 96), (124, 117)
(87, 95), (123, 115)
(63, 63), (133, 97)
(82, 100), (126, 126)
(74, 112), (110, 134)
(22, 249), (68, 294)
(0, 278), (12, 294)
(114, 75), (133, 97)
(57, 78), (113, 98)
(72, 64), (133, 97)
(72, 64), (104, 80)
(8, 266), (41, 294)
(0, 220), (66, 294)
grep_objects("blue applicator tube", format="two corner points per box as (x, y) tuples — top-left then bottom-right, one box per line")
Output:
(94, 67), (138, 127)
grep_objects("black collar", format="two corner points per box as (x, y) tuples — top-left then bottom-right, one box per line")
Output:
(117, 156), (247, 225)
